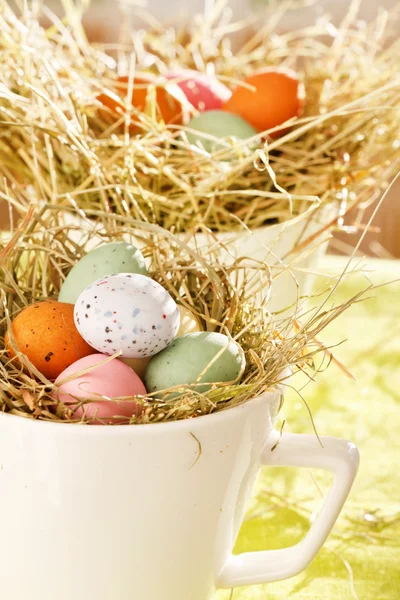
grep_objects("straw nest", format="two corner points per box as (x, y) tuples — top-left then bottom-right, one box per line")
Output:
(0, 186), (367, 425)
(0, 1), (399, 234)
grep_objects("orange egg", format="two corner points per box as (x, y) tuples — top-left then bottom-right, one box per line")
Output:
(223, 69), (304, 135)
(97, 74), (183, 131)
(5, 301), (96, 380)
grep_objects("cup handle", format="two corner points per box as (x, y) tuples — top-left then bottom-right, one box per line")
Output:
(217, 432), (360, 588)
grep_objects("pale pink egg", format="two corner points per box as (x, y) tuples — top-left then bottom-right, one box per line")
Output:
(167, 69), (231, 112)
(53, 354), (146, 424)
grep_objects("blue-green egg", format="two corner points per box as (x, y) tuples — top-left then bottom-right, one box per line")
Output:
(185, 110), (258, 153)
(145, 331), (245, 398)
(59, 242), (147, 304)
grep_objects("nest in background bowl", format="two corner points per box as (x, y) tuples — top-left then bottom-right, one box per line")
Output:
(0, 187), (366, 425)
(0, 0), (399, 234)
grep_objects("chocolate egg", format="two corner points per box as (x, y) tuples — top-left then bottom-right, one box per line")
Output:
(5, 301), (95, 380)
(59, 242), (147, 305)
(54, 353), (146, 423)
(74, 273), (180, 358)
(186, 110), (258, 153)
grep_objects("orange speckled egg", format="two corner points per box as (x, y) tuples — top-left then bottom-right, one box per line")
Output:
(223, 69), (304, 135)
(98, 74), (183, 131)
(5, 301), (96, 380)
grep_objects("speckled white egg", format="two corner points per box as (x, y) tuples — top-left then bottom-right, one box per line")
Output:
(74, 273), (180, 359)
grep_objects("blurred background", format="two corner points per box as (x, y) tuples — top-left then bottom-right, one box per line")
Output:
(2, 0), (399, 256)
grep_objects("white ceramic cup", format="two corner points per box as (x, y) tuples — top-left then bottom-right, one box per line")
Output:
(0, 388), (359, 600)
(192, 204), (336, 314)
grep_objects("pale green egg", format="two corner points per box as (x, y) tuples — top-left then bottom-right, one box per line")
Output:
(145, 331), (245, 398)
(59, 242), (147, 304)
(186, 110), (258, 154)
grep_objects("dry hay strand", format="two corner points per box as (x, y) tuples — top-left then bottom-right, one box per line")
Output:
(0, 187), (369, 425)
(0, 0), (399, 234)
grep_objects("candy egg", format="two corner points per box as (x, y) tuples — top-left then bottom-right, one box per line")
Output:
(74, 273), (180, 358)
(98, 74), (183, 131)
(167, 69), (231, 111)
(59, 242), (147, 305)
(145, 331), (245, 397)
(186, 110), (257, 153)
(5, 301), (95, 380)
(177, 305), (202, 336)
(223, 68), (304, 134)
(54, 354), (146, 424)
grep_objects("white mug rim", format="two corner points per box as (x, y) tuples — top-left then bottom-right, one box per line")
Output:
(0, 388), (280, 436)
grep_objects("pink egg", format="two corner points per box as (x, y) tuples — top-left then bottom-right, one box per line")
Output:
(167, 69), (231, 112)
(53, 354), (146, 424)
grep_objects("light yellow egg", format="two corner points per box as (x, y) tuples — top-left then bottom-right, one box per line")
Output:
(177, 305), (202, 336)
(120, 356), (151, 380)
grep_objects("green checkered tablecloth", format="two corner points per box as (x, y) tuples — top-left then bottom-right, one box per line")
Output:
(217, 257), (400, 600)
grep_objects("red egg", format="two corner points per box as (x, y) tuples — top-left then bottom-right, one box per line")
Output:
(167, 69), (231, 112)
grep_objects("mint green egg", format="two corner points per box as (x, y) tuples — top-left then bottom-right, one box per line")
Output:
(59, 242), (147, 304)
(186, 110), (258, 153)
(145, 331), (245, 398)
